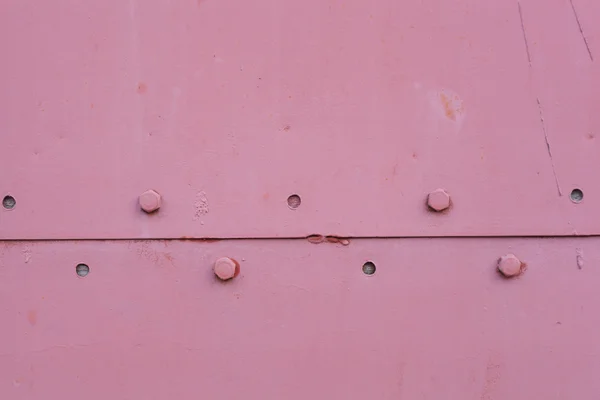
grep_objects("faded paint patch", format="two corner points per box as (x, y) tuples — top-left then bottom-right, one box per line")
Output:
(27, 310), (37, 326)
(481, 355), (502, 400)
(136, 82), (147, 94)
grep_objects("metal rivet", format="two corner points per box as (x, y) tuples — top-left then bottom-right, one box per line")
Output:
(427, 189), (450, 212)
(570, 188), (583, 203)
(497, 254), (524, 278)
(287, 194), (301, 209)
(2, 195), (16, 210)
(362, 261), (376, 275)
(76, 263), (90, 277)
(214, 257), (240, 281)
(139, 190), (162, 213)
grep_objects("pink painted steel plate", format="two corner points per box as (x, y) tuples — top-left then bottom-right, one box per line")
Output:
(1, 0), (599, 239)
(1, 238), (599, 399)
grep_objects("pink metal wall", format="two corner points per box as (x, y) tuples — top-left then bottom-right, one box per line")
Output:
(1, 0), (599, 398)
(2, 239), (600, 399)
(1, 0), (598, 239)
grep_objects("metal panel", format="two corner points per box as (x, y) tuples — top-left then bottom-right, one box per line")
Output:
(1, 238), (599, 399)
(1, 0), (599, 239)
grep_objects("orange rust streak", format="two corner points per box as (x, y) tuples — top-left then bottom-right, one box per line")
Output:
(440, 93), (456, 121)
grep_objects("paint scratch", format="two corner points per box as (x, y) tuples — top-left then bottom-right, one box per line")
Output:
(576, 248), (584, 269)
(569, 0), (593, 61)
(518, 3), (532, 66)
(536, 98), (562, 196)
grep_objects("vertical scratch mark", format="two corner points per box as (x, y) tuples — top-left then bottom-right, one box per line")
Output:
(576, 248), (584, 269)
(518, 3), (532, 66)
(569, 0), (593, 61)
(537, 98), (562, 196)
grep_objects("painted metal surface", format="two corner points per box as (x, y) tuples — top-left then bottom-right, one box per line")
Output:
(1, 238), (599, 399)
(1, 0), (599, 398)
(1, 0), (599, 239)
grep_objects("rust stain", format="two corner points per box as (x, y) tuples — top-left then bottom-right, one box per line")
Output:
(137, 82), (147, 94)
(27, 310), (37, 326)
(178, 236), (221, 243)
(262, 192), (270, 200)
(440, 92), (461, 121)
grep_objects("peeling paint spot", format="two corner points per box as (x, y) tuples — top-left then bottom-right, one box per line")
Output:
(306, 235), (349, 246)
(307, 234), (325, 244)
(193, 191), (209, 221)
(22, 248), (32, 263)
(130, 240), (174, 267)
(325, 236), (350, 246)
(481, 356), (503, 400)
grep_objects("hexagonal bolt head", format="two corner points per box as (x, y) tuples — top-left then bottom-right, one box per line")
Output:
(139, 190), (162, 213)
(214, 257), (240, 281)
(497, 254), (525, 278)
(427, 188), (451, 212)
